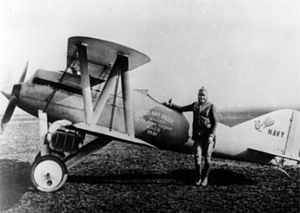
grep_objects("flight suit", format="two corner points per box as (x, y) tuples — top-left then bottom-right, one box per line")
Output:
(170, 101), (217, 186)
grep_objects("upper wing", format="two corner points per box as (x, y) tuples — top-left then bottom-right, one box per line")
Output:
(67, 36), (151, 79)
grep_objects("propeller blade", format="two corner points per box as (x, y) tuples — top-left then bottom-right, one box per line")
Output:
(19, 61), (29, 83)
(1, 95), (18, 133)
(0, 61), (28, 134)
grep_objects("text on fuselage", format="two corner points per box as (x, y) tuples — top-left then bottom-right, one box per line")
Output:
(146, 109), (174, 137)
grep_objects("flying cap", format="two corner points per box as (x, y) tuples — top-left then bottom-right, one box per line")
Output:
(198, 87), (208, 95)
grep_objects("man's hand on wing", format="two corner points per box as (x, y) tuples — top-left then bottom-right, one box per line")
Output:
(162, 99), (172, 107)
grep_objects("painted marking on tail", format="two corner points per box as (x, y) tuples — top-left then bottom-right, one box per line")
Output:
(254, 117), (286, 138)
(254, 117), (275, 132)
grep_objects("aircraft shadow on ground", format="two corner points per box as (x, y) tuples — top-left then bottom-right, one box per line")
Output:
(0, 159), (32, 211)
(68, 168), (257, 186)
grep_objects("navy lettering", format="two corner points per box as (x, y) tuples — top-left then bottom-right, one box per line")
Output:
(267, 129), (285, 138)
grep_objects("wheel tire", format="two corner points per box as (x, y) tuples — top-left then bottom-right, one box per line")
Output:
(30, 155), (68, 192)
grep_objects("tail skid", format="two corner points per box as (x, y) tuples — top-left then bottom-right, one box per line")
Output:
(274, 166), (290, 178)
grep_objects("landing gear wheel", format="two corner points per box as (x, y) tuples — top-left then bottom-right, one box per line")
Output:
(30, 155), (68, 192)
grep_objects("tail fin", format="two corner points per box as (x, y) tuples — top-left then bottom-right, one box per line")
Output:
(232, 109), (300, 164)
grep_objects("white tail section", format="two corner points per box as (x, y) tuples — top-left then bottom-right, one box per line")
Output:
(232, 109), (300, 162)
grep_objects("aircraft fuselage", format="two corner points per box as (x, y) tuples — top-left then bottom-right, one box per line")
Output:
(12, 70), (193, 153)
(4, 69), (300, 165)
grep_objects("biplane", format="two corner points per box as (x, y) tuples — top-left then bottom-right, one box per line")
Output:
(1, 36), (300, 192)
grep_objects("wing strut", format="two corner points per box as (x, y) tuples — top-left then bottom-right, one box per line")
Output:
(43, 47), (78, 112)
(121, 64), (134, 136)
(74, 46), (135, 135)
(91, 55), (129, 126)
(77, 43), (93, 125)
(109, 70), (121, 131)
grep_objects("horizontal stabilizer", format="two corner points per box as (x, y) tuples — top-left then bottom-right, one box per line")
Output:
(248, 148), (300, 162)
(73, 123), (155, 148)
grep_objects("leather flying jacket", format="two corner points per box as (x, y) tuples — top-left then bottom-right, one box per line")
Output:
(170, 101), (217, 140)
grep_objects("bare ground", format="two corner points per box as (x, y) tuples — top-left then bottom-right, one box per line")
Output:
(0, 117), (299, 212)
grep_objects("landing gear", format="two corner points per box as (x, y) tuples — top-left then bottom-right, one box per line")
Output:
(31, 110), (112, 192)
(30, 110), (69, 192)
(30, 155), (68, 192)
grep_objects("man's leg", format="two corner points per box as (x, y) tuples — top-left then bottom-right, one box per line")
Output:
(193, 140), (202, 185)
(201, 140), (214, 186)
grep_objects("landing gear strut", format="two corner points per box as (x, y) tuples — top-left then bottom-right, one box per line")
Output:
(30, 110), (69, 192)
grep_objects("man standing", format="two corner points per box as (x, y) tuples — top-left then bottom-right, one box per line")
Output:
(166, 87), (217, 186)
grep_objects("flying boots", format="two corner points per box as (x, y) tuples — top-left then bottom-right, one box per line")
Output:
(194, 155), (202, 186)
(200, 160), (210, 186)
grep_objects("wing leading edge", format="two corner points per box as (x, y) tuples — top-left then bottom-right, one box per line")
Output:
(67, 36), (151, 78)
(73, 122), (156, 148)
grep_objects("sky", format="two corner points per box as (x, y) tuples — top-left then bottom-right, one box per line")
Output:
(0, 0), (299, 114)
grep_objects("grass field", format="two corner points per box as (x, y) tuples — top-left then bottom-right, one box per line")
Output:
(0, 115), (299, 212)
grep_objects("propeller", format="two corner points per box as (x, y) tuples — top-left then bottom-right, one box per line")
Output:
(1, 61), (29, 133)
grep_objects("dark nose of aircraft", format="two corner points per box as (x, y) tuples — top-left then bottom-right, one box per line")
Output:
(1, 85), (12, 100)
